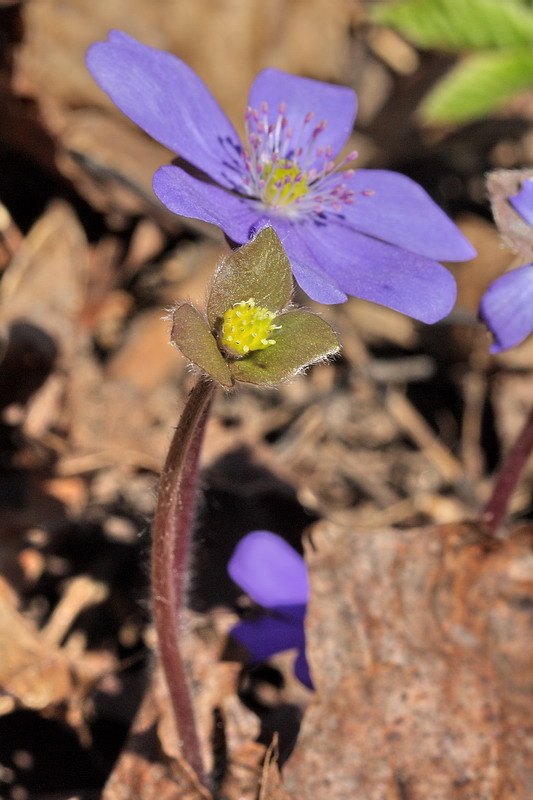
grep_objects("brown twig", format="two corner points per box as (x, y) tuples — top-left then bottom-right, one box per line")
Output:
(484, 405), (533, 537)
(151, 377), (216, 785)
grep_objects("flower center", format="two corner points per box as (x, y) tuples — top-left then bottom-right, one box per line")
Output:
(262, 159), (309, 206)
(221, 298), (281, 356)
(241, 100), (359, 216)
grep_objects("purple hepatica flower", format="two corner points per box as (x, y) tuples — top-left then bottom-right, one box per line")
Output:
(480, 264), (533, 353)
(228, 530), (312, 689)
(481, 179), (533, 352)
(87, 31), (476, 322)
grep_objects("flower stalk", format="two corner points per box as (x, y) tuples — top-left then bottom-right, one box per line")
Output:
(151, 377), (216, 784)
(149, 227), (339, 785)
(484, 404), (533, 537)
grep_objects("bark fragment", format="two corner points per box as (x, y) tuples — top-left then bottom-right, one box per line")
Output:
(284, 521), (533, 799)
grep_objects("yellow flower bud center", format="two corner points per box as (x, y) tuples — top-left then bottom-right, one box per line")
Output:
(263, 159), (309, 206)
(221, 298), (280, 356)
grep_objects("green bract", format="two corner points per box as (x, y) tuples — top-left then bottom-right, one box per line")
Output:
(170, 227), (340, 388)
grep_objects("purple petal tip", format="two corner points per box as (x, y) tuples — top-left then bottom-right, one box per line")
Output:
(228, 531), (309, 608)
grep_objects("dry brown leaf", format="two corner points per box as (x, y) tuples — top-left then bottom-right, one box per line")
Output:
(284, 520), (533, 799)
(13, 0), (364, 222)
(157, 610), (259, 774)
(341, 297), (417, 350)
(0, 201), (23, 268)
(56, 112), (181, 227)
(102, 672), (211, 800)
(0, 200), (89, 430)
(0, 574), (115, 720)
(102, 753), (204, 800)
(63, 349), (170, 469)
(0, 575), (72, 714)
(259, 736), (292, 800)
(105, 309), (182, 393)
(104, 608), (261, 800)
(0, 200), (88, 348)
(487, 169), (533, 262)
(219, 741), (267, 800)
(16, 0), (359, 123)
(41, 574), (108, 645)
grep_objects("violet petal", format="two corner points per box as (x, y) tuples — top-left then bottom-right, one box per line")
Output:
(153, 165), (259, 242)
(303, 221), (457, 323)
(231, 614), (306, 664)
(294, 649), (314, 690)
(248, 69), (357, 164)
(86, 31), (243, 188)
(509, 179), (533, 228)
(270, 219), (348, 303)
(344, 170), (476, 262)
(228, 531), (309, 608)
(480, 263), (533, 352)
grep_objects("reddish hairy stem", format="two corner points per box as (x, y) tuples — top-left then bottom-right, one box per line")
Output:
(151, 377), (216, 784)
(484, 404), (533, 536)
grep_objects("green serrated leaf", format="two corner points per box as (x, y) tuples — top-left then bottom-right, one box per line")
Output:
(171, 303), (233, 387)
(372, 0), (533, 51)
(420, 47), (533, 124)
(229, 310), (340, 386)
(207, 227), (293, 329)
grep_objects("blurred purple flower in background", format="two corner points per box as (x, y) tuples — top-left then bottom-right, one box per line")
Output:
(480, 178), (533, 353)
(228, 530), (312, 689)
(510, 178), (533, 227)
(86, 31), (476, 322)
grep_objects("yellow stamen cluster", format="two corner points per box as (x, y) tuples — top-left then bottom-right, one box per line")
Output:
(221, 298), (281, 356)
(263, 159), (309, 206)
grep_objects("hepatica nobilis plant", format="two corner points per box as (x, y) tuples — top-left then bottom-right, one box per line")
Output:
(144, 227), (338, 786)
(87, 30), (476, 322)
(85, 32), (476, 787)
